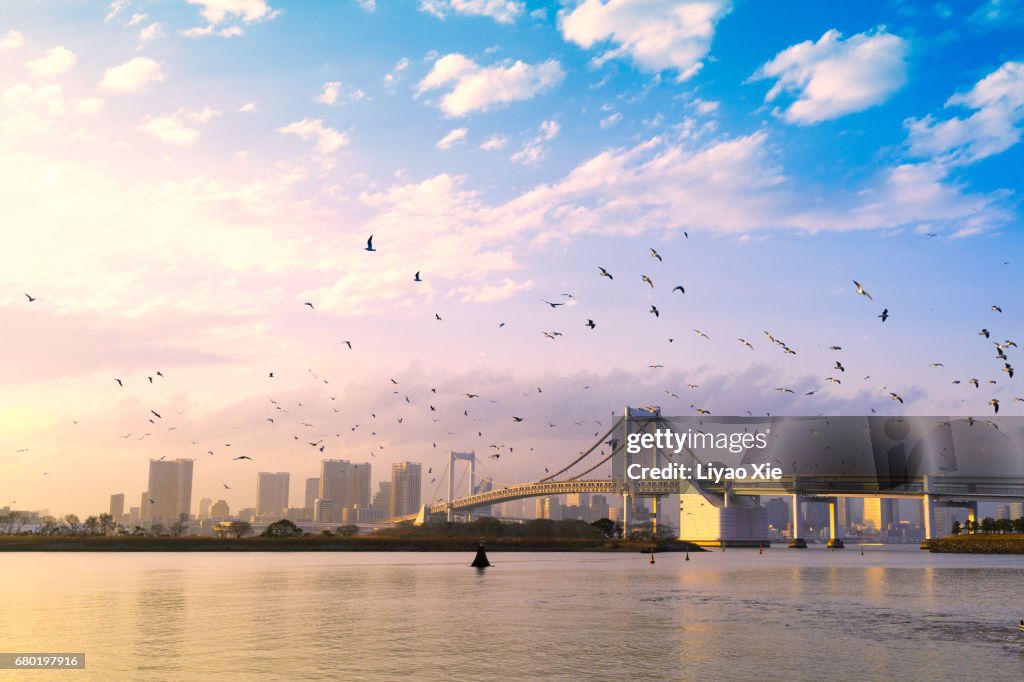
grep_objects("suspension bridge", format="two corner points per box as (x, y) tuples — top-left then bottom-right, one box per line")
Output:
(392, 408), (1024, 546)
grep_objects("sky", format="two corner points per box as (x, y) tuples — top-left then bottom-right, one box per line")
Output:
(1, 0), (1022, 518)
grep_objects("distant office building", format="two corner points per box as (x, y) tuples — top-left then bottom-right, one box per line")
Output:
(390, 462), (422, 518)
(474, 477), (494, 517)
(198, 497), (213, 520)
(319, 460), (372, 516)
(144, 459), (194, 527)
(591, 495), (610, 522)
(238, 508), (256, 523)
(1009, 502), (1024, 520)
(372, 481), (392, 513)
(129, 507), (141, 526)
(210, 500), (230, 521)
(863, 498), (896, 533)
(313, 498), (336, 523)
(351, 463), (371, 511)
(536, 496), (563, 521)
(304, 478), (319, 515)
(109, 493), (125, 521)
(765, 498), (790, 531)
(257, 472), (290, 520)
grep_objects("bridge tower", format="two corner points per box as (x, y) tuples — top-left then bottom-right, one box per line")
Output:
(448, 451), (476, 522)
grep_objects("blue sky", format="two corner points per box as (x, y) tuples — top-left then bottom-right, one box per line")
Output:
(1, 1), (1022, 515)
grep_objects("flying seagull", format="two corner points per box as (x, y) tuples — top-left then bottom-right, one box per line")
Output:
(890, 392), (904, 404)
(365, 234), (375, 252)
(598, 267), (613, 280)
(650, 248), (662, 262)
(853, 280), (873, 300)
(542, 299), (565, 308)
(233, 455), (253, 460)
(738, 339), (753, 350)
(304, 302), (314, 309)
(414, 271), (422, 282)
(586, 319), (596, 329)
(641, 275), (654, 288)
(115, 378), (123, 387)
(672, 285), (685, 294)
(991, 305), (1002, 313)
(650, 305), (659, 318)
(878, 308), (889, 322)
(989, 398), (1000, 414)
(343, 340), (352, 349)
(25, 293), (37, 302)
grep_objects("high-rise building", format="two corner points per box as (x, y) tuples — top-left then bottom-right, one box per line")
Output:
(143, 459), (193, 527)
(390, 462), (422, 517)
(536, 496), (563, 520)
(863, 498), (896, 533)
(319, 460), (372, 515)
(474, 477), (494, 517)
(198, 497), (213, 520)
(257, 472), (290, 520)
(591, 495), (610, 523)
(210, 499), (230, 521)
(304, 477), (320, 515)
(765, 498), (790, 531)
(109, 493), (125, 521)
(351, 463), (371, 510)
(313, 498), (335, 523)
(372, 481), (392, 512)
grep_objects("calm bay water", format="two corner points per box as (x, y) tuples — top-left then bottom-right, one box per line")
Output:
(3, 547), (1024, 681)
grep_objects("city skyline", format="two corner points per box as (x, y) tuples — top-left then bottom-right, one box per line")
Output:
(3, 1), (1023, 517)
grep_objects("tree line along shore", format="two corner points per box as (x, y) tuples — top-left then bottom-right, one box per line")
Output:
(0, 517), (702, 552)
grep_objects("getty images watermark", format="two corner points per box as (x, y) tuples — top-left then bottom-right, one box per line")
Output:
(624, 427), (782, 483)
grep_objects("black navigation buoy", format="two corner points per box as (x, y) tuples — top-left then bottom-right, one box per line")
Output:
(471, 541), (491, 568)
(649, 548), (655, 564)
(685, 548), (690, 561)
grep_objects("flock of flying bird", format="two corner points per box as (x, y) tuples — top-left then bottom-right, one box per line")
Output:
(13, 230), (1022, 508)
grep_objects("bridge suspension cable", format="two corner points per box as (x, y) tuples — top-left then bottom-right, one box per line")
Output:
(567, 438), (623, 480)
(537, 417), (622, 483)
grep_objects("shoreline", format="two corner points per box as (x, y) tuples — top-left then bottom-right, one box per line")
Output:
(0, 536), (705, 553)
(928, 535), (1024, 554)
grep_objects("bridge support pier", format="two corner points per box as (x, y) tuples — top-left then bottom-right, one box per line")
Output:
(622, 493), (630, 537)
(788, 494), (806, 548)
(826, 498), (844, 549)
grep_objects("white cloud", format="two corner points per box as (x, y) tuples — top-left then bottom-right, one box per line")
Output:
(74, 98), (105, 115)
(384, 57), (410, 89)
(184, 0), (279, 37)
(3, 82), (65, 116)
(905, 61), (1024, 164)
(238, 101), (256, 112)
(128, 13), (149, 27)
(417, 53), (564, 116)
(420, 0), (524, 24)
(100, 57), (164, 92)
(139, 22), (165, 45)
(436, 127), (468, 149)
(139, 107), (221, 147)
(511, 119), (560, 165)
(600, 112), (621, 128)
(752, 28), (909, 125)
(106, 1), (129, 22)
(1, 30), (24, 51)
(315, 81), (341, 105)
(357, 0), (377, 10)
(26, 46), (77, 78)
(480, 134), (507, 150)
(560, 0), (732, 80)
(690, 97), (719, 114)
(276, 118), (349, 154)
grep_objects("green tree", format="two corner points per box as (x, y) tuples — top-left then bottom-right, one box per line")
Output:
(150, 522), (167, 536)
(590, 518), (617, 538)
(63, 514), (82, 535)
(262, 519), (303, 538)
(980, 517), (995, 534)
(229, 521), (253, 539)
(473, 516), (504, 537)
(83, 516), (99, 535)
(98, 513), (115, 535)
(1014, 517), (1024, 534)
(951, 520), (961, 536)
(335, 524), (359, 537)
(169, 513), (190, 537)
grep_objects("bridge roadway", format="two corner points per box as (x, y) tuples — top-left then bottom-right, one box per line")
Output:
(392, 474), (1024, 523)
